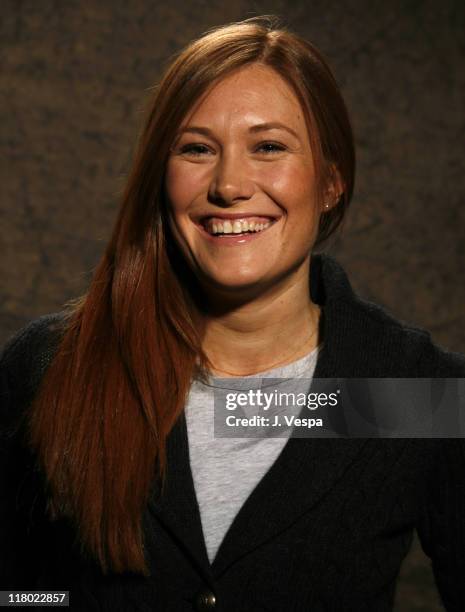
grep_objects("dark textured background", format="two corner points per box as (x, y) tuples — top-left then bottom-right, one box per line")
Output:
(1, 1), (464, 609)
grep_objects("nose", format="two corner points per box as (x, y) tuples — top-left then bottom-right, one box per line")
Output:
(208, 149), (255, 206)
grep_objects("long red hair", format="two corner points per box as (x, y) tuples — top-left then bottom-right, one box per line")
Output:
(25, 15), (355, 575)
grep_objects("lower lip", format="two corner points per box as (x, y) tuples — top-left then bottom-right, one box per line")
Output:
(196, 220), (279, 246)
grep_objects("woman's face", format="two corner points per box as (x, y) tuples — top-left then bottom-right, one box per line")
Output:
(165, 63), (323, 297)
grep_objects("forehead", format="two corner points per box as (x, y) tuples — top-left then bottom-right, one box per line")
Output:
(181, 63), (306, 128)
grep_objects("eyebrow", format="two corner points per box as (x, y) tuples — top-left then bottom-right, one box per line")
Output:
(176, 122), (300, 140)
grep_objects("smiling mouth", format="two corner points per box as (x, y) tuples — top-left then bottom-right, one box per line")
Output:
(201, 216), (278, 236)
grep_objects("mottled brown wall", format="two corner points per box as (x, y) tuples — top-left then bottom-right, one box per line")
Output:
(1, 1), (464, 610)
(2, 1), (464, 353)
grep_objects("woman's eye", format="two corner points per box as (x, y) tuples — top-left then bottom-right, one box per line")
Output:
(177, 142), (286, 156)
(179, 144), (212, 156)
(256, 142), (286, 154)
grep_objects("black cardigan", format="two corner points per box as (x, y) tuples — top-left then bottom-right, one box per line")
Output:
(1, 253), (465, 611)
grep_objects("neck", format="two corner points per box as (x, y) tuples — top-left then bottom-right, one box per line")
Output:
(199, 260), (321, 377)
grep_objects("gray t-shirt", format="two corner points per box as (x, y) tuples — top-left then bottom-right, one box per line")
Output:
(184, 345), (320, 564)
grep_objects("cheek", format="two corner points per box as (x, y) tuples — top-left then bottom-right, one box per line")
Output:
(165, 160), (209, 213)
(263, 163), (319, 257)
(164, 161), (205, 213)
(262, 162), (317, 213)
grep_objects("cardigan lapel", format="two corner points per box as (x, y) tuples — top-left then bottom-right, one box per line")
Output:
(147, 410), (213, 582)
(147, 253), (376, 579)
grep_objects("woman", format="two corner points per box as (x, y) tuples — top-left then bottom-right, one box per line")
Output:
(1, 15), (464, 612)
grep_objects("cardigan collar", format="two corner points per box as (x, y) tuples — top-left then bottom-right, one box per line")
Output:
(147, 252), (373, 583)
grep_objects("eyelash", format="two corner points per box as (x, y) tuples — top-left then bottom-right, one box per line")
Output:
(179, 142), (286, 156)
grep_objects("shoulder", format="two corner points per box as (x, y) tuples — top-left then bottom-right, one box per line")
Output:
(316, 253), (465, 377)
(0, 312), (68, 429)
(1, 312), (67, 360)
(343, 292), (465, 377)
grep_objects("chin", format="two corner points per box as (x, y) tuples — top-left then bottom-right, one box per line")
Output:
(200, 269), (271, 294)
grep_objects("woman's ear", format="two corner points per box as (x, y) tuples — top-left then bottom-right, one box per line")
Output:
(322, 163), (345, 212)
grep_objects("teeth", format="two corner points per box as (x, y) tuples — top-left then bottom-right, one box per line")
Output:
(232, 220), (242, 234)
(205, 218), (274, 235)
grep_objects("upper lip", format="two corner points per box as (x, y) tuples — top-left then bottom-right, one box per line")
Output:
(195, 212), (281, 223)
